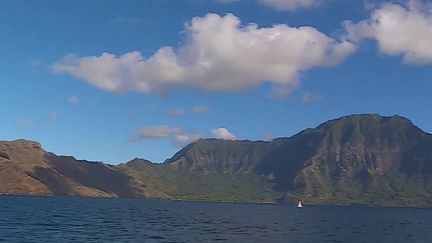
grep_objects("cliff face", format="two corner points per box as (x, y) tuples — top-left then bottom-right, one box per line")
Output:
(165, 139), (275, 173)
(2, 114), (432, 207)
(256, 114), (432, 205)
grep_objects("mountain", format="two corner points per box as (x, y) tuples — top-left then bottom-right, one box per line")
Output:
(121, 114), (432, 206)
(255, 114), (432, 205)
(2, 114), (432, 207)
(0, 139), (168, 198)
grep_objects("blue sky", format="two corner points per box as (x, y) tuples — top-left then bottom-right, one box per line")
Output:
(1, 0), (431, 163)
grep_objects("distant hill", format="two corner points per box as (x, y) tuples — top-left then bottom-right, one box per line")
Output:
(2, 114), (432, 207)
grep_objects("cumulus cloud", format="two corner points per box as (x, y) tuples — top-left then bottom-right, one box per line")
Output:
(211, 128), (237, 140)
(168, 108), (185, 117)
(68, 96), (79, 104)
(345, 0), (432, 64)
(192, 105), (209, 113)
(52, 13), (354, 97)
(301, 91), (323, 103)
(258, 0), (322, 11)
(16, 119), (31, 127)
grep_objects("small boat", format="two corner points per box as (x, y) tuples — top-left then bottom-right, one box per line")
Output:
(297, 201), (303, 208)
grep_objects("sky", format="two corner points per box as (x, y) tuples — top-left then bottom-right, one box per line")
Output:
(1, 0), (432, 164)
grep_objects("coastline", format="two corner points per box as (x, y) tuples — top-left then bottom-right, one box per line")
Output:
(1, 193), (431, 209)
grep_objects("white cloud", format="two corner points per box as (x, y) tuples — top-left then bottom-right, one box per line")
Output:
(49, 110), (58, 121)
(301, 91), (323, 103)
(258, 0), (322, 11)
(133, 125), (239, 147)
(218, 0), (322, 11)
(68, 96), (79, 104)
(168, 108), (185, 117)
(134, 125), (184, 139)
(345, 0), (432, 64)
(112, 17), (146, 26)
(28, 60), (44, 68)
(211, 128), (237, 140)
(148, 102), (159, 109)
(262, 131), (274, 141)
(132, 125), (200, 147)
(16, 119), (31, 127)
(218, 0), (240, 3)
(173, 133), (202, 147)
(52, 13), (354, 97)
(192, 105), (209, 113)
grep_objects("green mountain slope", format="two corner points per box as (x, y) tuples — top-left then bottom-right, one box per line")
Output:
(121, 114), (432, 206)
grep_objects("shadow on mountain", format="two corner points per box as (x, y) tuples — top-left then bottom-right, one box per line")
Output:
(43, 153), (143, 197)
(255, 130), (323, 192)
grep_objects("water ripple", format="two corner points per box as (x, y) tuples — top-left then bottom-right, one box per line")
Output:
(0, 196), (431, 242)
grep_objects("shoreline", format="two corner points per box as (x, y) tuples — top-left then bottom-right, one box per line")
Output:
(1, 193), (431, 209)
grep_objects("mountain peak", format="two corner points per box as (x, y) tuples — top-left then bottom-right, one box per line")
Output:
(318, 113), (414, 128)
(126, 158), (154, 166)
(311, 114), (422, 141)
(1, 139), (42, 149)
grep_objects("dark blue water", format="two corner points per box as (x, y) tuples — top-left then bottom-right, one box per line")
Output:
(0, 196), (431, 242)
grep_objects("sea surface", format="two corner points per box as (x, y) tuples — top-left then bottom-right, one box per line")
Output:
(0, 196), (431, 242)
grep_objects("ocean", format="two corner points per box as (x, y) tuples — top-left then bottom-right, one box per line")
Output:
(0, 196), (431, 242)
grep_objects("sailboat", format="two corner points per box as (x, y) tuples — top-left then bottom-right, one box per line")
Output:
(297, 201), (303, 208)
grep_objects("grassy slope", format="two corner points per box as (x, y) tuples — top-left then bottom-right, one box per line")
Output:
(118, 160), (282, 202)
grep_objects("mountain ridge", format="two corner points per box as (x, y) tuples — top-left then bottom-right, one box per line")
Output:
(1, 114), (432, 207)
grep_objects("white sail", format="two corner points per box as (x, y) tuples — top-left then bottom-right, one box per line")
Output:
(297, 201), (303, 208)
